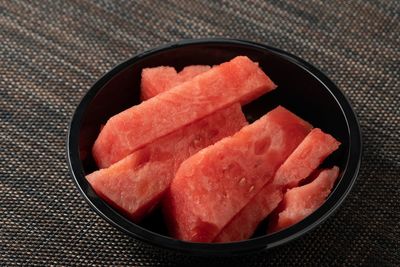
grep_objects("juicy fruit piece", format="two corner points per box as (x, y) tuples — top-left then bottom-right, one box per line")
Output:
(141, 65), (211, 100)
(86, 104), (247, 222)
(164, 106), (312, 242)
(214, 128), (340, 242)
(93, 56), (276, 168)
(179, 65), (211, 80)
(268, 166), (340, 233)
(214, 183), (283, 242)
(273, 128), (341, 189)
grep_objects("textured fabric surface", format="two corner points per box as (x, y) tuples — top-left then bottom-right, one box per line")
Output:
(1, 0), (399, 266)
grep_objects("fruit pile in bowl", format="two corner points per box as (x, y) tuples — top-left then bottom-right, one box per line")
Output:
(67, 39), (361, 256)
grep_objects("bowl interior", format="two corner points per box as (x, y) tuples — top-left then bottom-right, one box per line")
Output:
(69, 39), (360, 255)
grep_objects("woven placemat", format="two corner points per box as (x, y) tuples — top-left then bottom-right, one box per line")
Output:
(1, 0), (399, 266)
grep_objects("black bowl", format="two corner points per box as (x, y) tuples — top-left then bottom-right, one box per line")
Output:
(67, 38), (362, 256)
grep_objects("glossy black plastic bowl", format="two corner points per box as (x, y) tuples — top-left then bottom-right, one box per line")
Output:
(67, 38), (362, 256)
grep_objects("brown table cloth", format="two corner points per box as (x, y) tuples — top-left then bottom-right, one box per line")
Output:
(1, 0), (399, 265)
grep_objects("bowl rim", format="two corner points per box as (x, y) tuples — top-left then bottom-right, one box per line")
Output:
(66, 38), (362, 256)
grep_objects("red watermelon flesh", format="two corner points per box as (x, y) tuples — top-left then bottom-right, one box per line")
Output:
(214, 128), (340, 242)
(141, 65), (211, 100)
(93, 56), (276, 168)
(86, 104), (247, 222)
(141, 67), (176, 101)
(213, 183), (283, 242)
(273, 128), (341, 189)
(268, 166), (339, 233)
(163, 106), (312, 242)
(179, 65), (211, 81)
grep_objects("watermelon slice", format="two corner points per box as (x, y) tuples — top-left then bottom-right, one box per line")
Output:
(268, 166), (340, 233)
(214, 128), (340, 242)
(92, 56), (277, 168)
(273, 128), (341, 189)
(163, 106), (312, 242)
(141, 65), (211, 100)
(86, 104), (247, 222)
(214, 183), (283, 243)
